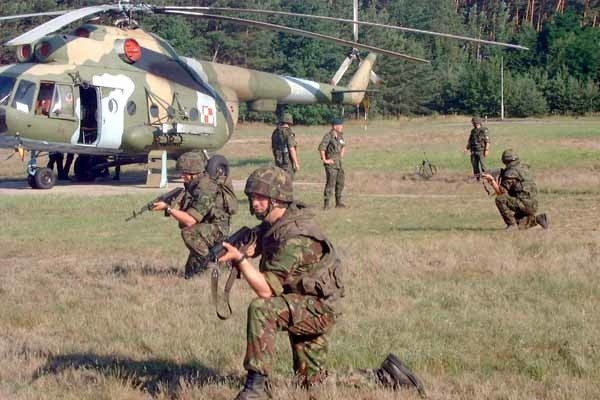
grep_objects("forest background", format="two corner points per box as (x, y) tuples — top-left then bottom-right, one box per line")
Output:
(1, 0), (599, 123)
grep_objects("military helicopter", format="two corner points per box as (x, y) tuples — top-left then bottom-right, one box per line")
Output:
(0, 1), (526, 189)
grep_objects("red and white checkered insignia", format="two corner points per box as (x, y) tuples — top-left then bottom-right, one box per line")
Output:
(202, 105), (214, 125)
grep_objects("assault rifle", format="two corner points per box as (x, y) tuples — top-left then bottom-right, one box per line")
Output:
(209, 226), (257, 320)
(125, 187), (184, 221)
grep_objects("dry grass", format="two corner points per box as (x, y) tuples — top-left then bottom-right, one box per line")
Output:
(1, 117), (599, 399)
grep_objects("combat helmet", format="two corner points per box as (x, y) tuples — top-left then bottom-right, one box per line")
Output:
(176, 152), (206, 174)
(281, 112), (293, 125)
(501, 148), (519, 164)
(244, 165), (293, 203)
(471, 116), (482, 125)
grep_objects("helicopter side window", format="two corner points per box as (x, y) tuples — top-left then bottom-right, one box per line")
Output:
(11, 79), (36, 113)
(35, 82), (55, 116)
(51, 84), (74, 119)
(0, 76), (16, 105)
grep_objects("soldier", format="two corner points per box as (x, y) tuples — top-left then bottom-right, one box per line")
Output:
(481, 149), (549, 230)
(152, 152), (238, 278)
(46, 152), (64, 178)
(318, 117), (346, 209)
(271, 112), (300, 177)
(218, 166), (424, 399)
(465, 116), (490, 180)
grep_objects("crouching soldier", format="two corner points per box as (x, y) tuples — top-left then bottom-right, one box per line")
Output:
(153, 152), (238, 278)
(218, 166), (425, 399)
(481, 149), (549, 230)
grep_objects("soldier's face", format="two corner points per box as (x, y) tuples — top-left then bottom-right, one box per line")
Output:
(250, 193), (270, 220)
(182, 173), (195, 183)
(473, 122), (481, 129)
(333, 124), (344, 133)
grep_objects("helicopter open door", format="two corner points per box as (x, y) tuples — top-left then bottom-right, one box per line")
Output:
(78, 81), (130, 149)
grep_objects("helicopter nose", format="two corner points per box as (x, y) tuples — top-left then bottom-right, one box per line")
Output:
(0, 108), (7, 135)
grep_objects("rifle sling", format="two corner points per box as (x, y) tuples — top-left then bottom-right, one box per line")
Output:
(211, 262), (238, 320)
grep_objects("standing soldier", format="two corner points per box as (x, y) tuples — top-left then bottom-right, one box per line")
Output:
(465, 116), (490, 180)
(318, 117), (346, 209)
(47, 152), (64, 178)
(218, 166), (424, 399)
(271, 112), (300, 177)
(152, 152), (238, 278)
(481, 149), (549, 230)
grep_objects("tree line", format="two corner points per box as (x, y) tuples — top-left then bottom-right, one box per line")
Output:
(1, 0), (598, 123)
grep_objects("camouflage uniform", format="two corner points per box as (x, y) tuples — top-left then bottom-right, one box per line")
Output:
(318, 129), (346, 207)
(234, 166), (343, 398)
(271, 124), (297, 177)
(245, 202), (342, 386)
(175, 152), (237, 277)
(466, 119), (490, 178)
(495, 149), (548, 230)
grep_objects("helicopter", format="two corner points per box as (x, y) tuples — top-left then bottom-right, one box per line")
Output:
(0, 2), (527, 189)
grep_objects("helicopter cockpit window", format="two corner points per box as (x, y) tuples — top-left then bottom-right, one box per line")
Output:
(51, 84), (74, 119)
(0, 76), (16, 105)
(11, 79), (36, 113)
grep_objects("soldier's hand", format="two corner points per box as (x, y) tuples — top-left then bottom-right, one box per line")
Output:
(323, 159), (334, 165)
(152, 201), (168, 211)
(293, 162), (300, 172)
(218, 242), (244, 264)
(484, 149), (490, 157)
(480, 173), (493, 182)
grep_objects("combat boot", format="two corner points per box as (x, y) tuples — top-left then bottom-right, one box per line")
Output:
(234, 371), (271, 400)
(323, 199), (331, 210)
(375, 353), (426, 398)
(335, 198), (347, 208)
(184, 256), (209, 279)
(505, 224), (518, 231)
(535, 213), (549, 229)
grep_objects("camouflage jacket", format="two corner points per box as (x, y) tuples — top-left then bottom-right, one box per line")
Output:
(254, 202), (344, 311)
(467, 127), (490, 153)
(500, 161), (537, 200)
(318, 130), (345, 168)
(178, 173), (235, 230)
(271, 125), (297, 166)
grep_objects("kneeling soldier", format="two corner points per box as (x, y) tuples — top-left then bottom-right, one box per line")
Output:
(481, 149), (549, 230)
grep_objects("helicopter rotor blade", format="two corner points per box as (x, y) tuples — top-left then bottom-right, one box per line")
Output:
(4, 5), (121, 46)
(156, 10), (430, 63)
(0, 11), (71, 22)
(161, 6), (528, 51)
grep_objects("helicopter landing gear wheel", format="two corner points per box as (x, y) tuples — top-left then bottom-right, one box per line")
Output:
(30, 167), (57, 189)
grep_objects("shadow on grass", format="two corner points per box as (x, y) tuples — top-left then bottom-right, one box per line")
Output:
(393, 226), (500, 232)
(32, 353), (241, 396)
(111, 264), (182, 278)
(228, 157), (271, 168)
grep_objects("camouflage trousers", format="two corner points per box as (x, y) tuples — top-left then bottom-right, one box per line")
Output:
(244, 294), (336, 387)
(181, 222), (226, 274)
(495, 193), (538, 229)
(470, 151), (486, 177)
(323, 164), (345, 204)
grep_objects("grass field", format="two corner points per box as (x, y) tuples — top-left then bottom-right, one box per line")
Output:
(1, 117), (599, 399)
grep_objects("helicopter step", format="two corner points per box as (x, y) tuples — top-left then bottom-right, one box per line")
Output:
(145, 150), (168, 188)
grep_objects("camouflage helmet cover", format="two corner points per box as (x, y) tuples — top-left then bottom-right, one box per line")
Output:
(244, 165), (293, 202)
(176, 152), (206, 174)
(281, 113), (294, 125)
(501, 148), (519, 164)
(472, 116), (482, 124)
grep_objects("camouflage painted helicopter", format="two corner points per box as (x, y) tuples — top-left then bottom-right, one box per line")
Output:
(0, 2), (526, 189)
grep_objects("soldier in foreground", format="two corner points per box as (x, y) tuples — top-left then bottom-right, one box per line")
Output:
(218, 166), (424, 399)
(481, 149), (549, 230)
(152, 152), (238, 278)
(465, 116), (490, 180)
(271, 113), (300, 177)
(318, 118), (347, 209)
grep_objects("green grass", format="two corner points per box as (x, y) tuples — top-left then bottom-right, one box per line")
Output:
(1, 117), (600, 399)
